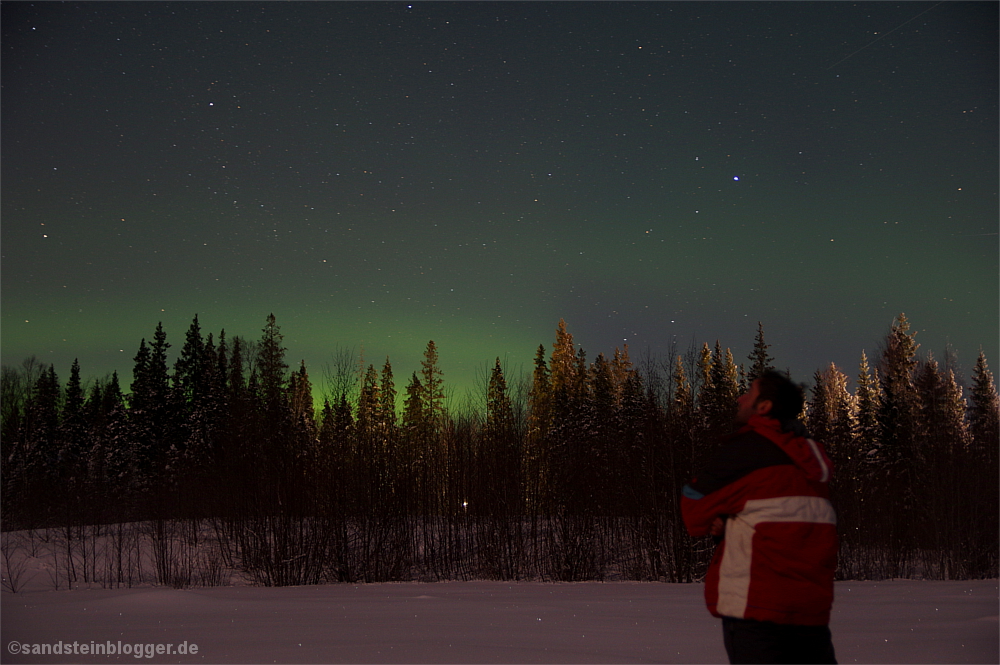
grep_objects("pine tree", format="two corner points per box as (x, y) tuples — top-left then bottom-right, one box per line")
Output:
(807, 369), (831, 444)
(672, 355), (694, 422)
(969, 350), (999, 464)
(550, 319), (577, 398)
(318, 394), (355, 520)
(63, 359), (84, 423)
(915, 354), (968, 459)
(808, 364), (856, 462)
(875, 314), (922, 567)
(128, 324), (172, 481)
(129, 339), (151, 412)
(58, 359), (88, 479)
(226, 336), (241, 395)
(486, 358), (515, 442)
(402, 371), (434, 513)
(148, 323), (172, 405)
(166, 316), (209, 469)
(288, 360), (317, 439)
(964, 351), (1000, 577)
(526, 344), (552, 512)
(82, 373), (126, 492)
(718, 347), (740, 424)
(402, 373), (424, 435)
(379, 357), (397, 434)
(695, 342), (713, 405)
(216, 330), (229, 398)
(878, 314), (920, 472)
(420, 341), (445, 429)
(172, 314), (205, 402)
(700, 342), (738, 435)
(256, 313), (288, 412)
(610, 345), (633, 406)
(483, 358), (518, 510)
(357, 364), (381, 441)
(746, 322), (774, 384)
(26, 365), (61, 481)
(376, 358), (400, 508)
(528, 344), (552, 436)
(855, 351), (881, 459)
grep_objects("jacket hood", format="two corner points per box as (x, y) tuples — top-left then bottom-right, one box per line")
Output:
(743, 415), (833, 483)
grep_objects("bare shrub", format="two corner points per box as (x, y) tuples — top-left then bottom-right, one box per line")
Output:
(1, 531), (32, 593)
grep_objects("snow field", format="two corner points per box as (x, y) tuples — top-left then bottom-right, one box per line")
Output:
(2, 580), (997, 664)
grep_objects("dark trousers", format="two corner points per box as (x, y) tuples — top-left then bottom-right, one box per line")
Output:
(722, 617), (837, 664)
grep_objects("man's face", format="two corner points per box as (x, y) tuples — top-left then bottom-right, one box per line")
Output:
(735, 379), (771, 425)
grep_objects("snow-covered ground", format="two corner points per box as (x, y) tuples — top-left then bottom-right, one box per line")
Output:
(2, 579), (996, 664)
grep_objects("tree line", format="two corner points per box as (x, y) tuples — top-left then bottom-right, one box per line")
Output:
(1, 313), (997, 585)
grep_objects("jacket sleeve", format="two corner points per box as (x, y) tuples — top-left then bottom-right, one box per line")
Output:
(681, 477), (750, 537)
(680, 432), (794, 537)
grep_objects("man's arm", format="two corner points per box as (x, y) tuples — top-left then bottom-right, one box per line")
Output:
(681, 480), (741, 537)
(680, 434), (793, 537)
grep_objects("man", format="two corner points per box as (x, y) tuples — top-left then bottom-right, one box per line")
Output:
(681, 370), (838, 664)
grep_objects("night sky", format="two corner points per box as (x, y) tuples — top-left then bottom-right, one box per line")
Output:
(2, 1), (997, 399)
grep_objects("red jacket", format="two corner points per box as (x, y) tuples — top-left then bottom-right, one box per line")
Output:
(681, 415), (837, 626)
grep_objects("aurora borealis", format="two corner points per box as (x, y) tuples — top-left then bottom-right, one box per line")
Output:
(2, 1), (997, 398)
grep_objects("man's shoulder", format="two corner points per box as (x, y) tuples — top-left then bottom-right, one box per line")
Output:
(693, 430), (794, 496)
(718, 428), (794, 466)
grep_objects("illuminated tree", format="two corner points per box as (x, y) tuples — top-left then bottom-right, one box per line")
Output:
(855, 351), (881, 458)
(969, 350), (999, 463)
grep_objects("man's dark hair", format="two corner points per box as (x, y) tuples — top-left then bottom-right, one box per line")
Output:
(755, 370), (804, 422)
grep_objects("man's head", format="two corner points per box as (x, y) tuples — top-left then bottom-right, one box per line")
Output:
(735, 370), (804, 425)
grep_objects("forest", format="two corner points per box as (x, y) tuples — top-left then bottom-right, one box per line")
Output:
(1, 313), (997, 589)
